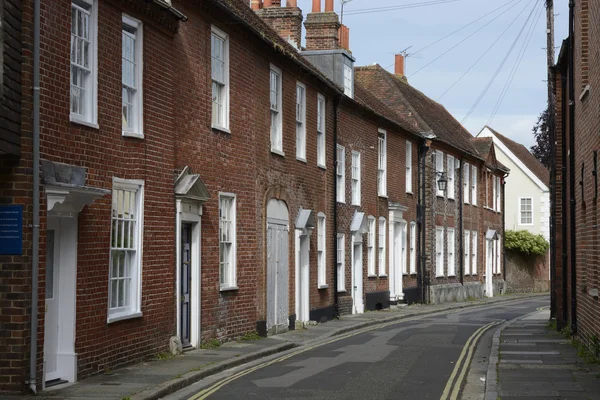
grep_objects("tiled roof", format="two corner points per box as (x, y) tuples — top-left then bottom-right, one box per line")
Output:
(355, 65), (481, 159)
(470, 137), (509, 173)
(484, 125), (549, 185)
(210, 0), (341, 94)
(353, 82), (420, 135)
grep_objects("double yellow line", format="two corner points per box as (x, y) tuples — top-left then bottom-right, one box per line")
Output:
(189, 309), (493, 400)
(439, 320), (503, 400)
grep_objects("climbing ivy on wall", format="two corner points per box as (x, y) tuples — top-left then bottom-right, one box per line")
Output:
(504, 230), (549, 256)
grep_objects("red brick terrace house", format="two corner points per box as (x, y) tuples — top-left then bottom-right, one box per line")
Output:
(355, 62), (508, 304)
(552, 0), (600, 348)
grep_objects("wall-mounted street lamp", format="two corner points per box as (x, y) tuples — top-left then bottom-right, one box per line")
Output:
(437, 171), (448, 193)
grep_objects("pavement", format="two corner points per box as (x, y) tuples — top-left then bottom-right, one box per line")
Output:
(7, 293), (549, 400)
(485, 308), (600, 400)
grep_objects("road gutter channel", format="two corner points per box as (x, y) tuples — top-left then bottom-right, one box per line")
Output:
(131, 293), (546, 400)
(483, 309), (545, 400)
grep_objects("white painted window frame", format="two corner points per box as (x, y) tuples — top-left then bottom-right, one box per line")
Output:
(518, 196), (534, 225)
(108, 178), (144, 323)
(336, 145), (345, 203)
(296, 82), (306, 161)
(464, 230), (470, 275)
(471, 165), (478, 205)
(378, 217), (386, 276)
(406, 141), (413, 193)
(351, 150), (361, 206)
(317, 94), (326, 168)
(435, 226), (444, 277)
(70, 0), (98, 128)
(447, 227), (455, 276)
(211, 25), (230, 132)
(122, 14), (144, 138)
(447, 155), (455, 199)
(496, 176), (501, 212)
(463, 163), (470, 204)
(367, 216), (376, 277)
(219, 193), (237, 290)
(270, 64), (283, 154)
(337, 234), (345, 292)
(378, 129), (387, 197)
(409, 221), (416, 274)
(471, 230), (478, 275)
(317, 213), (327, 288)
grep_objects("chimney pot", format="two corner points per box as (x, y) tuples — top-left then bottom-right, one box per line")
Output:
(250, 0), (261, 10)
(395, 54), (405, 76)
(325, 0), (334, 12)
(287, 0), (297, 6)
(312, 0), (321, 12)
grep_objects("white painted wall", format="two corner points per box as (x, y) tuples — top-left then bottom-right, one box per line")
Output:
(478, 128), (550, 241)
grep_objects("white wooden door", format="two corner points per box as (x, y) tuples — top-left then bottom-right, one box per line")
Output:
(296, 233), (310, 322)
(352, 240), (364, 314)
(44, 219), (60, 382)
(486, 240), (494, 297)
(267, 222), (289, 332)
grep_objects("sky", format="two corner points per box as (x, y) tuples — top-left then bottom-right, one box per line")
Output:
(296, 0), (569, 150)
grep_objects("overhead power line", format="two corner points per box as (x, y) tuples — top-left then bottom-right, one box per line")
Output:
(486, 1), (545, 125)
(343, 0), (459, 16)
(460, 0), (542, 125)
(436, 0), (534, 101)
(409, 0), (526, 77)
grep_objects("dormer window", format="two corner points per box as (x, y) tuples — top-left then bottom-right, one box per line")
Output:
(343, 64), (353, 98)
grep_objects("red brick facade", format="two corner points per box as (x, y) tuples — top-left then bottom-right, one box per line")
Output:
(553, 0), (600, 348)
(1, 0), (510, 393)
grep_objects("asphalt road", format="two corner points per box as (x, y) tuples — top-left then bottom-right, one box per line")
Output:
(167, 297), (549, 400)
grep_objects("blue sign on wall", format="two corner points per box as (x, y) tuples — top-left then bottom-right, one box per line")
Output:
(0, 205), (23, 255)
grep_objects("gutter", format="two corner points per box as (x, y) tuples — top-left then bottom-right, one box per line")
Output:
(502, 173), (507, 283)
(560, 63), (568, 330)
(568, 0), (577, 335)
(29, 0), (41, 392)
(153, 0), (188, 21)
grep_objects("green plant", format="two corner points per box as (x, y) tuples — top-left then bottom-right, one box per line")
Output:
(546, 319), (557, 331)
(504, 230), (549, 256)
(466, 296), (477, 302)
(561, 324), (573, 338)
(121, 397), (131, 400)
(240, 331), (262, 341)
(200, 338), (221, 349)
(153, 352), (173, 361)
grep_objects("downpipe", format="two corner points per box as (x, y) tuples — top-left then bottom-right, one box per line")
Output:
(568, 0), (577, 335)
(29, 0), (41, 392)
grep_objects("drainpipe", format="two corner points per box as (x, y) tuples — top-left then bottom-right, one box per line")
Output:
(502, 173), (507, 283)
(29, 0), (41, 392)
(560, 67), (568, 330)
(332, 94), (343, 318)
(568, 0), (577, 335)
(418, 139), (431, 303)
(458, 157), (464, 286)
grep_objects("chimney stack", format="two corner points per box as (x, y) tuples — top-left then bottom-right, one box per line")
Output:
(304, 0), (341, 50)
(338, 24), (350, 51)
(254, 0), (303, 49)
(251, 0), (261, 10)
(395, 54), (405, 77)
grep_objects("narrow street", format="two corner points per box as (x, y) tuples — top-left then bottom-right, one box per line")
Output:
(166, 297), (548, 400)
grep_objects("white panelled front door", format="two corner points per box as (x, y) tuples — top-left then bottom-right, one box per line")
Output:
(486, 239), (494, 297)
(352, 238), (364, 314)
(44, 219), (60, 382)
(295, 230), (310, 323)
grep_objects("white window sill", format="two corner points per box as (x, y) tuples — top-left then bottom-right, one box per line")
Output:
(518, 223), (534, 227)
(351, 202), (361, 207)
(464, 202), (470, 205)
(337, 200), (346, 204)
(220, 285), (239, 292)
(378, 274), (387, 278)
(318, 164), (327, 170)
(410, 272), (417, 276)
(471, 204), (478, 207)
(435, 274), (445, 278)
(406, 191), (413, 195)
(436, 194), (444, 198)
(368, 274), (378, 278)
(378, 194), (388, 199)
(448, 274), (456, 277)
(337, 289), (346, 293)
(271, 148), (285, 157)
(122, 131), (144, 139)
(318, 284), (329, 289)
(296, 157), (307, 163)
(70, 115), (99, 130)
(448, 197), (455, 201)
(107, 311), (143, 324)
(212, 125), (231, 134)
